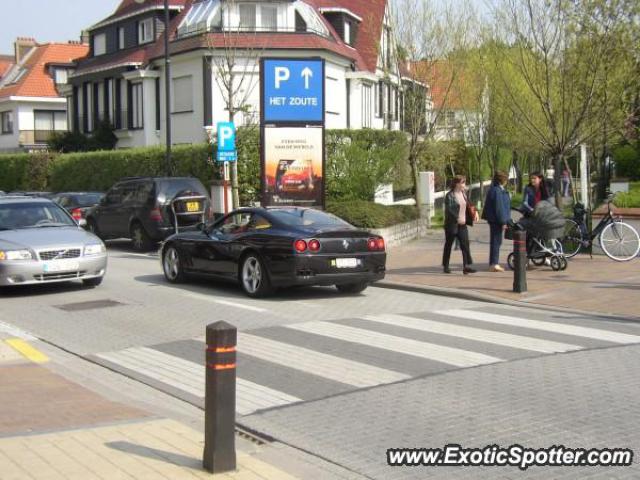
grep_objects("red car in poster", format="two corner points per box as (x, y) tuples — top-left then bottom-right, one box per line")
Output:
(275, 159), (315, 193)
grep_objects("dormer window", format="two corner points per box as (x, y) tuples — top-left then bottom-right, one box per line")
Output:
(239, 4), (256, 31)
(53, 68), (68, 85)
(138, 18), (154, 44)
(93, 33), (106, 56)
(118, 27), (126, 49)
(344, 21), (351, 45)
(261, 5), (278, 30)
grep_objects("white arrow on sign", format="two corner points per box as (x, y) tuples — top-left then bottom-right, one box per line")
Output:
(301, 67), (313, 89)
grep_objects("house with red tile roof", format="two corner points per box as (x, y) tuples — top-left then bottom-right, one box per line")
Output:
(0, 38), (88, 152)
(66, 0), (403, 148)
(409, 59), (488, 144)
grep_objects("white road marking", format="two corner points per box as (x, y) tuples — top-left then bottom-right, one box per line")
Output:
(362, 314), (581, 353)
(438, 309), (640, 344)
(286, 322), (502, 368)
(96, 347), (300, 415)
(239, 333), (409, 387)
(181, 292), (268, 313)
(0, 321), (36, 341)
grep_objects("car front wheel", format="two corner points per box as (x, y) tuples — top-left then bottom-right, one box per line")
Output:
(336, 282), (368, 294)
(163, 246), (186, 283)
(239, 254), (272, 298)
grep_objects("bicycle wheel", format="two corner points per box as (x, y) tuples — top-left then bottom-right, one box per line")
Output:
(599, 221), (640, 261)
(560, 219), (582, 258)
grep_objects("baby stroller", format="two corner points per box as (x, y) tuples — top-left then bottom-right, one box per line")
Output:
(506, 200), (568, 271)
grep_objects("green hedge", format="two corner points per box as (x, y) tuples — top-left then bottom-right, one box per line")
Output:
(326, 200), (418, 228)
(0, 152), (52, 191)
(614, 144), (640, 180)
(0, 129), (408, 208)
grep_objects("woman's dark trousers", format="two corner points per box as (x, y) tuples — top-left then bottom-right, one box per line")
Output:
(489, 222), (503, 266)
(443, 225), (473, 268)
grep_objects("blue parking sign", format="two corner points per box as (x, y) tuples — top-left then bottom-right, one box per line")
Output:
(262, 59), (324, 123)
(216, 122), (236, 162)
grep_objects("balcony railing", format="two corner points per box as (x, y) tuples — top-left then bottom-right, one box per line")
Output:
(176, 24), (330, 40)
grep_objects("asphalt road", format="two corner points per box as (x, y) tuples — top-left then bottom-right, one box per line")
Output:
(2, 240), (640, 479)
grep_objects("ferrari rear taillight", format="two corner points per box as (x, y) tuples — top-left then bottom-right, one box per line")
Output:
(294, 239), (307, 253)
(368, 237), (385, 251)
(71, 208), (83, 221)
(308, 239), (321, 252)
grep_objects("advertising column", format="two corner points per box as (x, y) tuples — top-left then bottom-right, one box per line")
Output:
(260, 58), (325, 208)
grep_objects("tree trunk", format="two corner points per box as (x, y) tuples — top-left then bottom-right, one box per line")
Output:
(513, 151), (523, 194)
(553, 154), (563, 209)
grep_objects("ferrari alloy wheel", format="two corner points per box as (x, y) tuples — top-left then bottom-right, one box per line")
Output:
(240, 254), (272, 297)
(163, 246), (185, 283)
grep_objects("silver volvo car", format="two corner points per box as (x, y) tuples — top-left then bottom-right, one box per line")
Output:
(0, 196), (107, 287)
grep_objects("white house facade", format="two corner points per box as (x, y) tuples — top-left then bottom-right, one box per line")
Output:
(0, 38), (87, 152)
(66, 0), (403, 149)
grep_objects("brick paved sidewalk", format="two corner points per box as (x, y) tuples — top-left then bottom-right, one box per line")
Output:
(0, 336), (303, 480)
(383, 222), (640, 320)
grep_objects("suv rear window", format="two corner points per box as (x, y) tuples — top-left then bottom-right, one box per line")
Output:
(158, 179), (208, 202)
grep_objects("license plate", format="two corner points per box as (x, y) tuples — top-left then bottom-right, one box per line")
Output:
(186, 201), (200, 212)
(43, 260), (79, 273)
(333, 258), (359, 269)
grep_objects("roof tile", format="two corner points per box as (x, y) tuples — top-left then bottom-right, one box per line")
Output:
(0, 43), (88, 99)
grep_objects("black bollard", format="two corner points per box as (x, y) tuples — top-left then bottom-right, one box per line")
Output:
(513, 229), (527, 293)
(203, 321), (237, 473)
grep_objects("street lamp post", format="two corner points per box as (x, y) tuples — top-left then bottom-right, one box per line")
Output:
(135, 0), (172, 176)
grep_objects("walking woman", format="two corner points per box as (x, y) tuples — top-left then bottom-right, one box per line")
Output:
(521, 171), (549, 215)
(442, 176), (477, 274)
(482, 171), (511, 272)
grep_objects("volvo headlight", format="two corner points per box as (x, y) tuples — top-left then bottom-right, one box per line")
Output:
(0, 249), (34, 261)
(84, 244), (106, 256)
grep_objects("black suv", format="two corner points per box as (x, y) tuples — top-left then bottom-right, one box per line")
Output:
(86, 177), (211, 251)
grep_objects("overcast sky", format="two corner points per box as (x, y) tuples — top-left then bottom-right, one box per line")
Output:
(2, 0), (121, 53)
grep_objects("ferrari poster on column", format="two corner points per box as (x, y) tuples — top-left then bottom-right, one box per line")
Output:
(262, 126), (324, 207)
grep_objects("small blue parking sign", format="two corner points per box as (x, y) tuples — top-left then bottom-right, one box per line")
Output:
(262, 58), (324, 123)
(216, 122), (236, 162)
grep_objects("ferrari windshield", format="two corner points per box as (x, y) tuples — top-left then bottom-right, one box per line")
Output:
(269, 208), (351, 228)
(0, 202), (76, 230)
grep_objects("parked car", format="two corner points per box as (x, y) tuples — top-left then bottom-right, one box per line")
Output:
(160, 207), (386, 297)
(8, 191), (53, 198)
(0, 196), (107, 287)
(85, 177), (211, 251)
(50, 192), (104, 223)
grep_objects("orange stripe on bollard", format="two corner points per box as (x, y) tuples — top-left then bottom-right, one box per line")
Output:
(207, 346), (236, 353)
(207, 363), (236, 370)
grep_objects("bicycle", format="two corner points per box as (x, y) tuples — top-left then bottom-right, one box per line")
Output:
(560, 196), (640, 261)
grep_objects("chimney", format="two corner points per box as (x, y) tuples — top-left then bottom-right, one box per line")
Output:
(80, 30), (90, 45)
(14, 37), (37, 64)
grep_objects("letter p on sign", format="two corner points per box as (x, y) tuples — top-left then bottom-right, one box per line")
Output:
(217, 122), (235, 152)
(274, 67), (290, 89)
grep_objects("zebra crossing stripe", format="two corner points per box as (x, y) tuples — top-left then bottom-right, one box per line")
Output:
(285, 322), (501, 368)
(238, 333), (409, 387)
(96, 347), (301, 415)
(362, 314), (581, 353)
(438, 309), (640, 344)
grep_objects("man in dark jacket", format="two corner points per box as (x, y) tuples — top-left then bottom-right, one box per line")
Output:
(482, 172), (511, 271)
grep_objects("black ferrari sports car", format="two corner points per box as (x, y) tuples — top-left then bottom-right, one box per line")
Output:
(160, 207), (386, 297)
